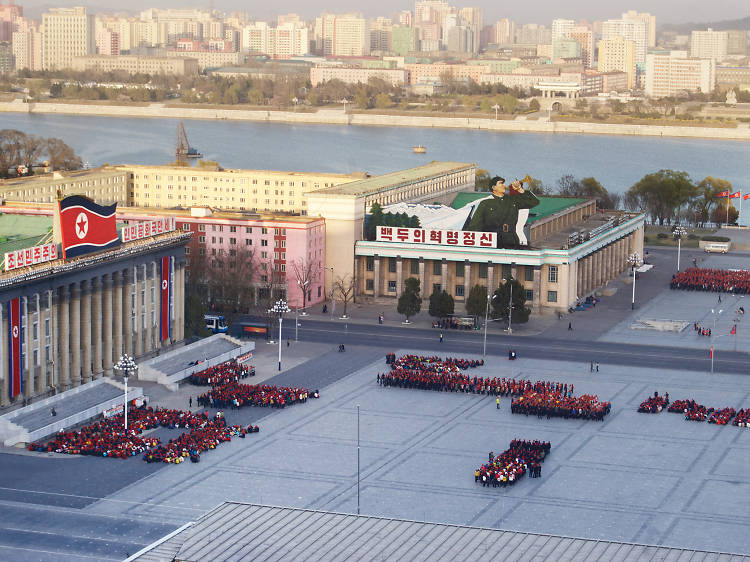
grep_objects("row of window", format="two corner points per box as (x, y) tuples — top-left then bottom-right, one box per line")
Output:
(364, 280), (558, 304)
(365, 258), (559, 283)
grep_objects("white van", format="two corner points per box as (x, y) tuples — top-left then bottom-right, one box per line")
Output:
(704, 242), (729, 254)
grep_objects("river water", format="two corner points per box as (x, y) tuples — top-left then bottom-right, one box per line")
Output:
(3, 112), (749, 204)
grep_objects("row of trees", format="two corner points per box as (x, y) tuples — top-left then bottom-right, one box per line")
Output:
(365, 203), (421, 240)
(0, 129), (82, 178)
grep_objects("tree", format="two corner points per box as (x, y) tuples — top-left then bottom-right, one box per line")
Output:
(374, 93), (392, 109)
(528, 98), (540, 112)
(711, 201), (739, 226)
(526, 177), (545, 195)
(45, 137), (83, 171)
(428, 287), (452, 317)
(491, 277), (530, 324)
(366, 202), (384, 240)
(693, 176), (731, 226)
(184, 292), (210, 339)
(292, 257), (320, 311)
(206, 248), (258, 327)
(465, 284), (488, 318)
(397, 277), (421, 322)
(354, 90), (371, 109)
(475, 169), (492, 191)
(626, 170), (697, 225)
(334, 274), (356, 317)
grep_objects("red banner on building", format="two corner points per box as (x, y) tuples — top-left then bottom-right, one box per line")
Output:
(59, 195), (120, 259)
(160, 256), (172, 342)
(8, 297), (22, 398)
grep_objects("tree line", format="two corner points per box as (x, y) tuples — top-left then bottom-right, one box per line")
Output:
(0, 129), (82, 178)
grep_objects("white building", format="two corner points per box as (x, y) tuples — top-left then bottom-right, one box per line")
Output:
(645, 51), (715, 97)
(621, 11), (656, 48)
(11, 25), (42, 71)
(41, 7), (95, 70)
(310, 66), (408, 87)
(602, 18), (646, 64)
(690, 29), (729, 62)
(551, 18), (575, 41)
(314, 13), (370, 57)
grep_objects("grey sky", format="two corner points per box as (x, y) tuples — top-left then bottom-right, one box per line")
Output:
(20, 0), (749, 25)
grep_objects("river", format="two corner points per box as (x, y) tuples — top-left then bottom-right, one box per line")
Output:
(3, 112), (749, 206)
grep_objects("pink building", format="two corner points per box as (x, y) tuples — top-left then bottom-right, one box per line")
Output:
(96, 29), (120, 56)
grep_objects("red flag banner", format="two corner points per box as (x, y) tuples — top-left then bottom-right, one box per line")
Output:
(160, 256), (172, 342)
(8, 297), (22, 398)
(59, 195), (120, 259)
(729, 192), (741, 199)
(717, 191), (730, 198)
(744, 194), (750, 200)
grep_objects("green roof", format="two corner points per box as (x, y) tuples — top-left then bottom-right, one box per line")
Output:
(450, 193), (589, 223)
(0, 214), (52, 260)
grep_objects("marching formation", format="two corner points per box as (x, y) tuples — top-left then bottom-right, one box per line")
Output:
(639, 394), (748, 427)
(475, 440), (551, 488)
(188, 360), (255, 386)
(670, 268), (750, 294)
(638, 391), (670, 413)
(511, 390), (611, 421)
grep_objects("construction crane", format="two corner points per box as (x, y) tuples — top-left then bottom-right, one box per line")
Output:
(175, 122), (202, 162)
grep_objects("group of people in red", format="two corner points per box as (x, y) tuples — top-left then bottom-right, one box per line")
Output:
(189, 360), (255, 386)
(511, 390), (611, 421)
(474, 440), (551, 488)
(28, 405), (258, 463)
(639, 392), (745, 426)
(670, 267), (750, 294)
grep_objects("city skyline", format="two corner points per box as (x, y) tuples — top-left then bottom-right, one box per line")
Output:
(12, 0), (750, 25)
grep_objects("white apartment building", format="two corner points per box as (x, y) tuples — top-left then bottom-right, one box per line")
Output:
(602, 18), (646, 64)
(598, 36), (636, 89)
(11, 26), (42, 71)
(41, 7), (95, 70)
(622, 11), (655, 48)
(242, 21), (308, 58)
(72, 55), (199, 75)
(551, 19), (575, 41)
(96, 28), (119, 56)
(690, 29), (729, 62)
(569, 27), (593, 68)
(310, 66), (408, 87)
(645, 52), (715, 97)
(242, 21), (269, 53)
(493, 18), (515, 45)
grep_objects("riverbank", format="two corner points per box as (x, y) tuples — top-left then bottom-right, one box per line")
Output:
(2, 99), (750, 141)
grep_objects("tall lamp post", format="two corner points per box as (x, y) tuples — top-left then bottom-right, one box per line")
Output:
(491, 103), (500, 120)
(114, 354), (137, 432)
(296, 279), (309, 342)
(341, 98), (349, 113)
(673, 226), (687, 271)
(628, 252), (641, 310)
(268, 300), (290, 371)
(483, 293), (499, 356)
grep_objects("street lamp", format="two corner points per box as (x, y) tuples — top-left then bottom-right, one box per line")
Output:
(292, 97), (299, 112)
(628, 252), (641, 310)
(114, 354), (137, 432)
(268, 299), (290, 371)
(491, 103), (500, 120)
(341, 98), (349, 113)
(673, 226), (687, 271)
(483, 292), (499, 356)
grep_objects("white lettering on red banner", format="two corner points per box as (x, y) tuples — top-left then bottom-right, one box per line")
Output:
(121, 217), (176, 243)
(4, 243), (58, 271)
(376, 226), (496, 248)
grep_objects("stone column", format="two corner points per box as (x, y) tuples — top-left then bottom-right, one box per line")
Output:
(112, 271), (123, 361)
(69, 283), (81, 388)
(91, 278), (102, 377)
(135, 267), (144, 357)
(532, 266), (542, 314)
(395, 257), (403, 297)
(418, 259), (425, 301)
(80, 280), (92, 383)
(0, 308), (8, 407)
(23, 297), (33, 400)
(123, 269), (134, 355)
(596, 250), (603, 288)
(487, 262), (494, 295)
(464, 261), (471, 299)
(145, 265), (153, 353)
(441, 259), (448, 292)
(373, 255), (381, 297)
(57, 285), (70, 390)
(102, 274), (113, 372)
(38, 293), (48, 395)
(175, 262), (184, 343)
(585, 256), (593, 294)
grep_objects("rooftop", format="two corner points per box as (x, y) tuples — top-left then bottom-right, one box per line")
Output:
(0, 167), (122, 188)
(310, 161), (476, 198)
(115, 164), (365, 181)
(0, 214), (52, 259)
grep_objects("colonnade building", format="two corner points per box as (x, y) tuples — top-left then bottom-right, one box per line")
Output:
(0, 225), (189, 407)
(355, 196), (645, 314)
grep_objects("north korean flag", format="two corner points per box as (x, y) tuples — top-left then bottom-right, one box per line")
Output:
(8, 297), (23, 399)
(729, 191), (741, 199)
(59, 195), (120, 259)
(717, 191), (730, 198)
(160, 256), (172, 342)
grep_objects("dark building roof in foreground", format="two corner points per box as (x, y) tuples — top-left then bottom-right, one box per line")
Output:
(129, 502), (750, 562)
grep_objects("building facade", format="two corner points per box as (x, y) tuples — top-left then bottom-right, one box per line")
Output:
(41, 7), (95, 70)
(690, 29), (729, 62)
(0, 168), (129, 206)
(598, 36), (636, 89)
(645, 52), (715, 97)
(71, 55), (199, 75)
(310, 65), (409, 87)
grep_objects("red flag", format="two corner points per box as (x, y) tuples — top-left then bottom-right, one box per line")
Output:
(709, 346), (714, 358)
(8, 297), (23, 398)
(717, 190), (729, 198)
(731, 325), (736, 335)
(160, 256), (172, 342)
(58, 195), (120, 259)
(729, 192), (741, 199)
(744, 194), (750, 200)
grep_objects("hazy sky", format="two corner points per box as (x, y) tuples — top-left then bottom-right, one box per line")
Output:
(20, 0), (750, 25)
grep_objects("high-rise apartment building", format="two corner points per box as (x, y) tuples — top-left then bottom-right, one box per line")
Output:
(690, 29), (729, 62)
(598, 36), (636, 89)
(552, 37), (581, 61)
(397, 11), (412, 27)
(493, 18), (515, 45)
(314, 13), (369, 57)
(646, 52), (715, 97)
(370, 17), (392, 54)
(96, 28), (120, 56)
(516, 23), (550, 45)
(602, 18), (646, 64)
(392, 25), (416, 55)
(12, 24), (41, 70)
(242, 21), (268, 53)
(41, 7), (95, 70)
(551, 19), (575, 41)
(459, 6), (481, 53)
(726, 30), (747, 56)
(621, 10), (655, 48)
(569, 26), (593, 68)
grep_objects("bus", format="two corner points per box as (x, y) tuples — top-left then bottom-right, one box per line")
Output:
(204, 314), (229, 334)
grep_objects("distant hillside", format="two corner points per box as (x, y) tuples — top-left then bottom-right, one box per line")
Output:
(660, 15), (750, 34)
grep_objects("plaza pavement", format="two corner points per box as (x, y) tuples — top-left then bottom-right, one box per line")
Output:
(82, 349), (750, 555)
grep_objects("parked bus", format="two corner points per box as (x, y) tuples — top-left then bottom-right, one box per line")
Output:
(204, 314), (229, 334)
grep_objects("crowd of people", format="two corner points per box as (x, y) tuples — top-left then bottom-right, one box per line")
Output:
(511, 390), (611, 421)
(196, 382), (316, 409)
(670, 268), (750, 294)
(734, 409), (750, 427)
(638, 391), (670, 413)
(28, 405), (257, 464)
(188, 360), (255, 386)
(693, 323), (712, 337)
(474, 440), (551, 487)
(708, 407), (736, 425)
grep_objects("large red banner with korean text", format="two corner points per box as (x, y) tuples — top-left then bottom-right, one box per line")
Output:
(4, 243), (58, 271)
(8, 297), (22, 398)
(376, 226), (496, 248)
(160, 256), (172, 342)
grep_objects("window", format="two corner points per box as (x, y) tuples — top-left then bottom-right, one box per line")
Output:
(246, 227), (252, 233)
(185, 247), (191, 255)
(455, 262), (464, 277)
(261, 227), (268, 234)
(366, 279), (374, 291)
(388, 280), (397, 292)
(261, 240), (268, 247)
(548, 266), (558, 283)
(410, 260), (419, 275)
(229, 238), (237, 245)
(455, 284), (465, 297)
(198, 224), (205, 232)
(199, 248), (206, 255)
(547, 290), (558, 303)
(433, 261), (441, 276)
(525, 266), (534, 282)
(366, 257), (374, 271)
(229, 226), (236, 232)
(525, 289), (534, 301)
(182, 223), (191, 231)
(388, 258), (397, 273)
(318, 286), (321, 297)
(245, 239), (253, 246)
(261, 251), (268, 259)
(502, 264), (512, 280)
(478, 263), (488, 279)
(198, 236), (206, 243)
(211, 236), (216, 244)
